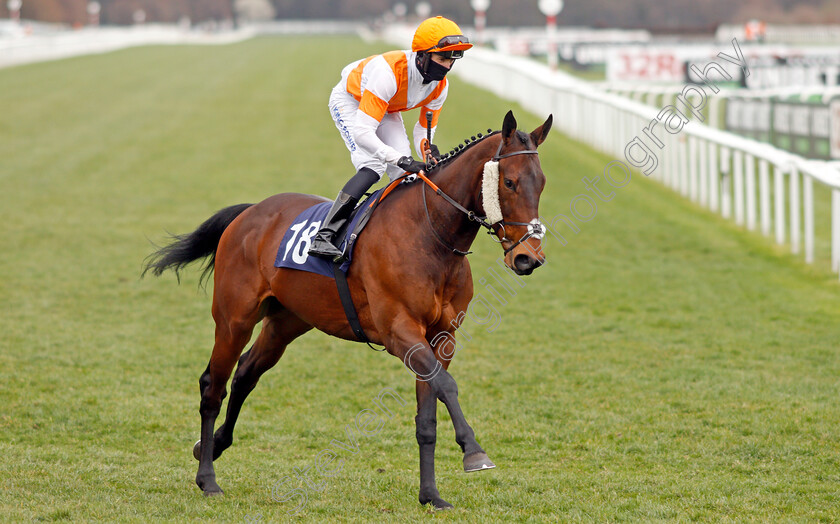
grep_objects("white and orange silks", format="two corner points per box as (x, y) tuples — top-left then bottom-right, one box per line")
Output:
(329, 50), (448, 181)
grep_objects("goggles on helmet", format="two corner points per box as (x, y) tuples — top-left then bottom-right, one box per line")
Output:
(436, 49), (465, 59)
(424, 35), (471, 59)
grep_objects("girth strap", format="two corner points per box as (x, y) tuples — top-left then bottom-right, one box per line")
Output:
(332, 261), (385, 351)
(332, 261), (367, 341)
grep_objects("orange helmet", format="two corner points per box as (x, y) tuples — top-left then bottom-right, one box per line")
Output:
(412, 16), (472, 58)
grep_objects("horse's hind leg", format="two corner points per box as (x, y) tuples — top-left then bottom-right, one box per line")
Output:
(195, 296), (262, 496)
(204, 308), (312, 460)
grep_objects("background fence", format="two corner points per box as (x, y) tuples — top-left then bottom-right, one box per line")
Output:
(605, 83), (840, 160)
(376, 21), (840, 280)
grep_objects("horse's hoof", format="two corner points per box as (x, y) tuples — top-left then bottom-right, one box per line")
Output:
(193, 440), (201, 461)
(197, 475), (224, 496)
(463, 451), (496, 472)
(421, 496), (454, 510)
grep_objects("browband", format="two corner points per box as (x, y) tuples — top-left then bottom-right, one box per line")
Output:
(491, 139), (538, 161)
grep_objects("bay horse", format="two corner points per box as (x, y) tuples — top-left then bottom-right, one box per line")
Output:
(144, 110), (552, 510)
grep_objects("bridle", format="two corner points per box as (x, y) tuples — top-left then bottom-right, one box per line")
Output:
(416, 139), (545, 256)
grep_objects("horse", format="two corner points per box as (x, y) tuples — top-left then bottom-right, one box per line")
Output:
(143, 110), (552, 510)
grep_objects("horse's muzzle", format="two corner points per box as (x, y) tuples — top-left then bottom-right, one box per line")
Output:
(512, 253), (543, 275)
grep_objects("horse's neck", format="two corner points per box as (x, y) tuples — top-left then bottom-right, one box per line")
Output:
(415, 136), (498, 253)
(433, 136), (498, 214)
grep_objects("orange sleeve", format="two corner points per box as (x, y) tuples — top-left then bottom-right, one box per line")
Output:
(418, 106), (441, 129)
(359, 90), (388, 122)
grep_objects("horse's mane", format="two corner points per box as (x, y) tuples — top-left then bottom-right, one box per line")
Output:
(428, 129), (500, 173)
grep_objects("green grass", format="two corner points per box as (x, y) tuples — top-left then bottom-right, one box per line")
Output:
(1, 36), (840, 522)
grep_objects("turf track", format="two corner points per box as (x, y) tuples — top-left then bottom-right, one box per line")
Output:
(1, 36), (839, 522)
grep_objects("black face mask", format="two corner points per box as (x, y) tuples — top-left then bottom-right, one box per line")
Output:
(416, 53), (451, 84)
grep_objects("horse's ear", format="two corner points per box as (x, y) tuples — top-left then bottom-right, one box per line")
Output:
(502, 110), (517, 141)
(530, 114), (553, 147)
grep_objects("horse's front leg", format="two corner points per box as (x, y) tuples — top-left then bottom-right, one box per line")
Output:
(426, 364), (495, 473)
(415, 379), (451, 509)
(388, 320), (494, 508)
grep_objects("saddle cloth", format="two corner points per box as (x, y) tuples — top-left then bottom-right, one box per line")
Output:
(273, 188), (384, 277)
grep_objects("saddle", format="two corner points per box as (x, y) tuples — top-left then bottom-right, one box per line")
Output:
(273, 178), (407, 344)
(273, 177), (406, 276)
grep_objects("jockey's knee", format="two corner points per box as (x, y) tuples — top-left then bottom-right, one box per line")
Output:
(344, 167), (381, 197)
(350, 154), (386, 180)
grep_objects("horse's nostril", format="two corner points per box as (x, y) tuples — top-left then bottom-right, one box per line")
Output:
(514, 254), (535, 272)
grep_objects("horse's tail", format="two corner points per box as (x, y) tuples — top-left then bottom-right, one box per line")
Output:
(142, 203), (253, 285)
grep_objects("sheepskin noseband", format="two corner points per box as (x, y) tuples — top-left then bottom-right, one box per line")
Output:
(481, 160), (503, 224)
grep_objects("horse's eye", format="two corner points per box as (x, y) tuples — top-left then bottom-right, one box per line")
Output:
(504, 179), (515, 190)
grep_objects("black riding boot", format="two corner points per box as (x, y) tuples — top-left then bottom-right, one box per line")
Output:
(308, 167), (379, 260)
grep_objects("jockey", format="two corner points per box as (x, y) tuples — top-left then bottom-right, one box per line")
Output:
(309, 16), (472, 259)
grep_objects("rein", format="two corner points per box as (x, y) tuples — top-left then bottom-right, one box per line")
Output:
(417, 140), (543, 256)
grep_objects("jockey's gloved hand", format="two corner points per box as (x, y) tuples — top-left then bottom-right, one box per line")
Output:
(397, 156), (426, 173)
(428, 143), (441, 161)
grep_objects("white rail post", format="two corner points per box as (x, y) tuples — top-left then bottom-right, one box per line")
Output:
(593, 101), (601, 151)
(610, 105), (618, 155)
(616, 108), (624, 157)
(600, 102), (607, 152)
(680, 136), (690, 197)
(699, 138), (709, 208)
(773, 163), (786, 245)
(622, 109), (632, 158)
(759, 159), (771, 237)
(663, 133), (673, 189)
(745, 154), (757, 231)
(803, 174), (814, 264)
(666, 132), (676, 190)
(709, 140), (719, 212)
(600, 103), (608, 152)
(689, 136), (699, 203)
(721, 147), (732, 220)
(568, 90), (579, 139)
(578, 97), (586, 144)
(591, 99), (599, 147)
(832, 188), (840, 274)
(790, 166), (800, 255)
(734, 150), (745, 226)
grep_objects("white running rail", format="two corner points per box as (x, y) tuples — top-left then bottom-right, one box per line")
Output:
(0, 24), (256, 69)
(447, 44), (840, 279)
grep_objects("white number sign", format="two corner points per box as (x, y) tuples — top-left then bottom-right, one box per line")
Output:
(282, 219), (322, 265)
